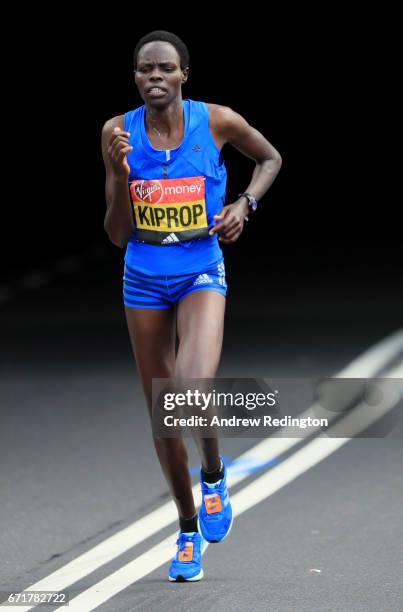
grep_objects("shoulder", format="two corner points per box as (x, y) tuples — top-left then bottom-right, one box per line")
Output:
(206, 103), (250, 148)
(206, 103), (233, 125)
(100, 115), (126, 163)
(206, 103), (248, 135)
(206, 102), (244, 122)
(102, 114), (125, 138)
(101, 115), (127, 154)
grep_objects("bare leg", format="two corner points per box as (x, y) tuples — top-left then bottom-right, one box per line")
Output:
(125, 305), (196, 519)
(175, 291), (226, 473)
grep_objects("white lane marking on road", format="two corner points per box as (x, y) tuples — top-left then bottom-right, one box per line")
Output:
(55, 365), (403, 611)
(4, 329), (403, 611)
(335, 329), (403, 378)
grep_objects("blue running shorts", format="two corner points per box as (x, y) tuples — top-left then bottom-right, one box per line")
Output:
(123, 258), (227, 309)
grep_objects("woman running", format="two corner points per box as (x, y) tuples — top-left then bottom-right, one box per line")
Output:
(101, 30), (282, 582)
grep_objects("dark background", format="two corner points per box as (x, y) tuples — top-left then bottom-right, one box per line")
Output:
(4, 15), (400, 293)
(1, 15), (403, 608)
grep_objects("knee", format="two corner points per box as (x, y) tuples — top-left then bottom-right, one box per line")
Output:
(175, 361), (214, 380)
(175, 348), (219, 379)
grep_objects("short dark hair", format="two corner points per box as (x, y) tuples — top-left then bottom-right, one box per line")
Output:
(133, 30), (190, 71)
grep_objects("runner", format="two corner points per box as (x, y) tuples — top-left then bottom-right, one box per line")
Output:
(101, 30), (282, 582)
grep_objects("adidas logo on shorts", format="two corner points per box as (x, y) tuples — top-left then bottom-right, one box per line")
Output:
(193, 273), (213, 285)
(217, 261), (227, 286)
(162, 233), (180, 244)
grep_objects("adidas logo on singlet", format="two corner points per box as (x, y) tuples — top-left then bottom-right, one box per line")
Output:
(162, 233), (180, 244)
(193, 273), (213, 285)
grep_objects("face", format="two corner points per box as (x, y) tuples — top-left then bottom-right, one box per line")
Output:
(134, 41), (189, 106)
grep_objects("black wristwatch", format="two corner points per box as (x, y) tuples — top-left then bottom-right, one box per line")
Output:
(237, 192), (258, 216)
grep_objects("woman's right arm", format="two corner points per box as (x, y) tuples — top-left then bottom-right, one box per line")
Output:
(101, 116), (134, 248)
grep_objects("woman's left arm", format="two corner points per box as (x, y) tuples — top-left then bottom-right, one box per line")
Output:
(209, 106), (282, 244)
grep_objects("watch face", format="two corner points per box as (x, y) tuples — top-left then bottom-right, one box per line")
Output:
(239, 193), (257, 212)
(250, 197), (257, 211)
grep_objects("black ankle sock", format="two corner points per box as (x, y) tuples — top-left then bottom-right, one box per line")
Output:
(201, 458), (224, 484)
(179, 512), (198, 533)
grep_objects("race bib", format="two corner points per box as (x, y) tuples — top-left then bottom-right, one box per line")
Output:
(129, 176), (209, 245)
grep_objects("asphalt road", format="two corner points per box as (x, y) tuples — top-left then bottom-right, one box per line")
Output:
(1, 251), (402, 611)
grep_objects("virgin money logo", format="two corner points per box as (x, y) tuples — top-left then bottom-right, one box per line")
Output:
(132, 180), (163, 204)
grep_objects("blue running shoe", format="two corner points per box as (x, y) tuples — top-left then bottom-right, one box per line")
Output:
(168, 531), (205, 582)
(198, 457), (233, 543)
